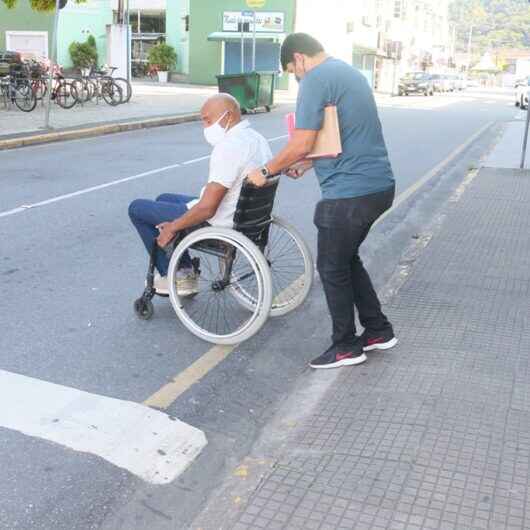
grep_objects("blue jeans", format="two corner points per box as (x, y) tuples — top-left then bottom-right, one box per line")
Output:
(128, 193), (196, 276)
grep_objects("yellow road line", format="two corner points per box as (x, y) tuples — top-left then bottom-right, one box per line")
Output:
(143, 345), (235, 409)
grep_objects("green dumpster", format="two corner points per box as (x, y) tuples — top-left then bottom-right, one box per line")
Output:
(216, 71), (275, 114)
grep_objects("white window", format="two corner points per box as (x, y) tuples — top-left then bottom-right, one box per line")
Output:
(6, 31), (48, 60)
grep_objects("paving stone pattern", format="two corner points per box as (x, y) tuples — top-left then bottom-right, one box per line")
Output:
(231, 168), (530, 530)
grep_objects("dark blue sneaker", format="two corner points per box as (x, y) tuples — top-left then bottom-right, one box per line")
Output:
(310, 343), (367, 369)
(362, 328), (398, 352)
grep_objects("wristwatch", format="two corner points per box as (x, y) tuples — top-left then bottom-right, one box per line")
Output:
(260, 166), (271, 178)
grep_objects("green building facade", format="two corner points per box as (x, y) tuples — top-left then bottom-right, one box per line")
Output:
(57, 0), (113, 68)
(0, 0), (111, 69)
(166, 0), (296, 88)
(0, 1), (54, 59)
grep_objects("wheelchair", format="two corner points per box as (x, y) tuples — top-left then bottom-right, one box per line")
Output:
(133, 176), (314, 345)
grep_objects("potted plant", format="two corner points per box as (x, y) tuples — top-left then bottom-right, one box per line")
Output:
(147, 43), (177, 83)
(69, 35), (98, 74)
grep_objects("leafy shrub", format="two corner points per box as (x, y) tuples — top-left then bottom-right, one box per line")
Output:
(148, 43), (177, 71)
(69, 36), (98, 69)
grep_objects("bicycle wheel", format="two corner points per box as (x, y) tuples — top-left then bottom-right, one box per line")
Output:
(113, 77), (132, 103)
(101, 80), (123, 106)
(71, 79), (91, 103)
(31, 79), (47, 100)
(55, 81), (77, 109)
(14, 82), (37, 112)
(85, 79), (97, 101)
(229, 217), (314, 317)
(167, 228), (273, 345)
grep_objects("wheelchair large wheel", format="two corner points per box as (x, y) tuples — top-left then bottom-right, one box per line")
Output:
(167, 228), (273, 345)
(230, 217), (314, 317)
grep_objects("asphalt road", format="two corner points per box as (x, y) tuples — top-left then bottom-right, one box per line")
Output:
(0, 90), (518, 530)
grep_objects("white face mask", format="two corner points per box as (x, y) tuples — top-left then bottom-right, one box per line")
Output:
(203, 111), (230, 146)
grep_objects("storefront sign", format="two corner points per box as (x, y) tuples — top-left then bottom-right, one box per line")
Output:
(246, 0), (266, 7)
(223, 11), (285, 33)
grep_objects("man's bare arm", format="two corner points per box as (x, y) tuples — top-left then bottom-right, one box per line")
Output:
(247, 129), (318, 187)
(267, 129), (318, 175)
(156, 183), (227, 247)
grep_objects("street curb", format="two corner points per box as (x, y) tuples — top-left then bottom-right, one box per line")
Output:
(0, 112), (202, 151)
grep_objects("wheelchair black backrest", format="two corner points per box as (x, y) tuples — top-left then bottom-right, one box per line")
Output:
(233, 177), (280, 248)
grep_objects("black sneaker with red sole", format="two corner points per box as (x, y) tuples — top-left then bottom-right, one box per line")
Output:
(310, 343), (367, 369)
(362, 329), (398, 352)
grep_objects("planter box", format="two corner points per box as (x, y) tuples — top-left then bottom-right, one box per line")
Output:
(158, 71), (168, 83)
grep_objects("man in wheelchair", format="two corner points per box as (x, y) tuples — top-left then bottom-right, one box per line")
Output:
(128, 94), (273, 296)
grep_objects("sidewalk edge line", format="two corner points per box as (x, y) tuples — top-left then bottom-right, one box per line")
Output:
(0, 112), (202, 152)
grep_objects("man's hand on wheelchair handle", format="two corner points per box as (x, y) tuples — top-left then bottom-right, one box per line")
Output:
(247, 168), (268, 188)
(156, 221), (177, 248)
(285, 160), (313, 180)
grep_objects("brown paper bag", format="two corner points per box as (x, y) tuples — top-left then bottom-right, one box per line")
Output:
(307, 105), (342, 159)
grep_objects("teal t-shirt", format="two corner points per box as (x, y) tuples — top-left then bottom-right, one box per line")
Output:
(296, 58), (395, 199)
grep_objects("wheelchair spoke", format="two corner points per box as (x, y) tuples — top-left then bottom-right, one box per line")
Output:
(171, 235), (267, 341)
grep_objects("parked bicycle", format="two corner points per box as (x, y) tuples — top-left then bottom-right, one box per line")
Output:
(100, 65), (132, 104)
(72, 65), (131, 106)
(0, 69), (37, 112)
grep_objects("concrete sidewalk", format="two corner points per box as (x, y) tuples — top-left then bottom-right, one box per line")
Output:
(0, 81), (299, 141)
(192, 127), (530, 529)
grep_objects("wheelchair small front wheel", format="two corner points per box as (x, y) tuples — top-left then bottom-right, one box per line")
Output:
(134, 298), (154, 320)
(167, 228), (273, 345)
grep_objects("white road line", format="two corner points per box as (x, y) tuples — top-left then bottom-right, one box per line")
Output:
(144, 121), (495, 409)
(0, 135), (288, 219)
(268, 134), (288, 142)
(182, 155), (211, 165)
(0, 369), (207, 484)
(0, 206), (26, 218)
(0, 162), (182, 219)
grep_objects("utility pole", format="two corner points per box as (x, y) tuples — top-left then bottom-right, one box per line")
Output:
(125, 0), (130, 82)
(466, 25), (474, 72)
(451, 24), (456, 64)
(117, 0), (123, 24)
(44, 0), (61, 130)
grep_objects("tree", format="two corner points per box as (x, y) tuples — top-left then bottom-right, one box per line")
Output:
(1, 0), (86, 11)
(449, 0), (530, 55)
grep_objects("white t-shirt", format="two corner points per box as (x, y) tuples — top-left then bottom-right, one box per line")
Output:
(187, 120), (273, 227)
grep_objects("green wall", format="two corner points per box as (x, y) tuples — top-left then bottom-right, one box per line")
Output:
(0, 0), (111, 69)
(0, 1), (53, 56)
(167, 0), (189, 74)
(57, 0), (112, 69)
(188, 0), (295, 87)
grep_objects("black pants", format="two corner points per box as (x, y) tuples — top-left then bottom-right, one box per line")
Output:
(314, 186), (395, 346)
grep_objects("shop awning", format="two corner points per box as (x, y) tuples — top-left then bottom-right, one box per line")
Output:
(208, 32), (285, 43)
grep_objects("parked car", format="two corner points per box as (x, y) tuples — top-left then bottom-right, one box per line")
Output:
(515, 77), (530, 109)
(452, 75), (462, 91)
(430, 74), (445, 93)
(398, 72), (434, 96)
(446, 74), (458, 92)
